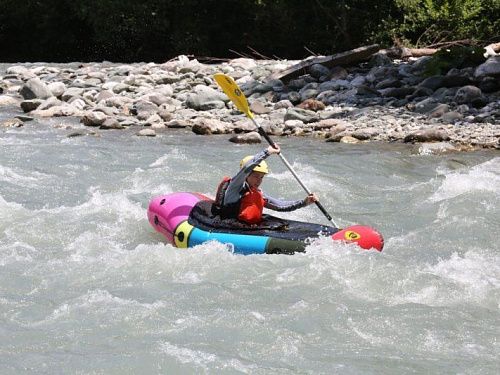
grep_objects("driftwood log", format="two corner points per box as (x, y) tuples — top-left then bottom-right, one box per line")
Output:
(267, 41), (499, 83)
(382, 46), (438, 58)
(268, 44), (380, 82)
(484, 42), (500, 57)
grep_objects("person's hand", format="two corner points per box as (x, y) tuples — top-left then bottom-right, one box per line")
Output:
(304, 193), (318, 205)
(267, 144), (280, 155)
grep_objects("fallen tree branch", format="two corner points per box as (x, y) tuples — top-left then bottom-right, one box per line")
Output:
(229, 49), (254, 59)
(268, 44), (380, 82)
(484, 42), (500, 57)
(246, 46), (272, 60)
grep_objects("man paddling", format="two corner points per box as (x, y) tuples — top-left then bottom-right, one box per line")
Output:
(213, 145), (318, 225)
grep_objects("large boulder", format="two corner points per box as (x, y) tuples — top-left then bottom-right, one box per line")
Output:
(0, 95), (20, 106)
(404, 128), (450, 143)
(454, 86), (483, 104)
(475, 56), (500, 78)
(185, 85), (226, 110)
(284, 108), (319, 123)
(20, 78), (53, 100)
(229, 131), (262, 144)
(192, 118), (231, 135)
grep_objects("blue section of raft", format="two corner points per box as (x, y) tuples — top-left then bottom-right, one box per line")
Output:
(188, 228), (269, 255)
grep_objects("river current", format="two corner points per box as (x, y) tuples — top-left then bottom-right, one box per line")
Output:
(1, 108), (499, 373)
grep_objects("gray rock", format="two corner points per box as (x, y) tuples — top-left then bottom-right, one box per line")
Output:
(441, 111), (463, 123)
(137, 129), (156, 137)
(47, 82), (66, 97)
(418, 75), (446, 91)
(250, 100), (271, 114)
(414, 98), (440, 114)
(379, 87), (415, 98)
(340, 135), (360, 144)
(37, 97), (63, 111)
(318, 81), (338, 92)
(330, 66), (348, 80)
(131, 100), (158, 118)
(185, 85), (226, 110)
(144, 113), (163, 126)
(6, 66), (35, 79)
(430, 87), (453, 102)
(94, 105), (119, 116)
(61, 87), (84, 102)
(288, 78), (309, 90)
(250, 80), (282, 94)
(309, 64), (331, 79)
(274, 100), (293, 109)
(410, 56), (433, 74)
(100, 118), (124, 129)
(478, 76), (500, 93)
(284, 108), (319, 123)
(232, 119), (256, 133)
(142, 93), (171, 107)
(441, 75), (472, 88)
(20, 100), (42, 112)
(350, 75), (366, 87)
(82, 111), (107, 127)
(428, 104), (450, 118)
(192, 118), (230, 135)
(95, 90), (114, 103)
(112, 83), (131, 94)
(404, 128), (450, 143)
(285, 91), (301, 104)
(366, 66), (394, 83)
(0, 95), (20, 106)
(20, 78), (53, 100)
(475, 56), (500, 78)
(311, 118), (346, 130)
(1, 118), (23, 128)
(68, 97), (87, 110)
(167, 119), (191, 128)
(229, 131), (261, 144)
(356, 85), (379, 96)
(158, 109), (173, 122)
(299, 88), (319, 101)
(454, 85), (482, 104)
(351, 129), (378, 140)
(31, 104), (83, 117)
(376, 78), (402, 89)
(369, 52), (393, 67)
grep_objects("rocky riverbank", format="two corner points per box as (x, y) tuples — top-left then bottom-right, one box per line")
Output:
(0, 53), (499, 152)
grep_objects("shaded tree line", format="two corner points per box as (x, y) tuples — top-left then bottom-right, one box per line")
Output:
(0, 0), (498, 62)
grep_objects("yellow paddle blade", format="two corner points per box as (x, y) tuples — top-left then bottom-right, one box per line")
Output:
(214, 73), (254, 119)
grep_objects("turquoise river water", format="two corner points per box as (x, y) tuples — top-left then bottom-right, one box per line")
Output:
(1, 110), (499, 374)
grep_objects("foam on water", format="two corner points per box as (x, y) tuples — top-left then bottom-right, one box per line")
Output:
(430, 157), (500, 202)
(1, 125), (499, 373)
(0, 165), (50, 186)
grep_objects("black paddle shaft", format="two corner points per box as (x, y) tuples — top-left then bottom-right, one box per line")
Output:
(256, 126), (337, 226)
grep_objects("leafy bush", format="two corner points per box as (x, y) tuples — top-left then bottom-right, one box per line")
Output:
(423, 46), (486, 76)
(0, 0), (498, 62)
(375, 0), (500, 47)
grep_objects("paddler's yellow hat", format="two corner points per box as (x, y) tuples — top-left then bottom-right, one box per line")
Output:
(240, 155), (269, 174)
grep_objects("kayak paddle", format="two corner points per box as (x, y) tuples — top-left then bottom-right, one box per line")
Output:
(214, 73), (340, 228)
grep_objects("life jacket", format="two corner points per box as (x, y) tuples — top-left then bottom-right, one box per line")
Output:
(213, 176), (240, 219)
(213, 176), (265, 224)
(238, 187), (265, 224)
(214, 176), (231, 208)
